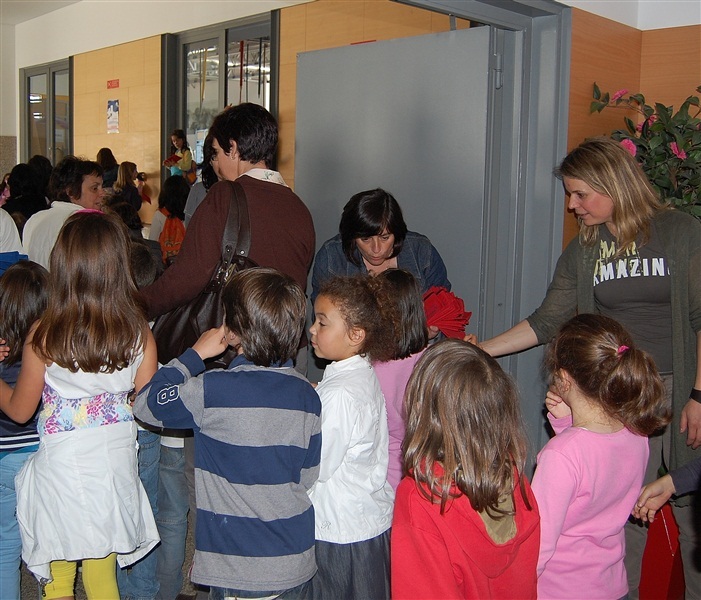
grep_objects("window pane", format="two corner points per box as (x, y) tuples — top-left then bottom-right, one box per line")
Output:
(28, 74), (48, 158)
(53, 70), (70, 164)
(226, 37), (270, 110)
(185, 39), (219, 161)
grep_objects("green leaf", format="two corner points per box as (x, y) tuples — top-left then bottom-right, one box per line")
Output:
(649, 136), (664, 150)
(655, 103), (672, 126)
(589, 83), (701, 221)
(624, 117), (637, 135)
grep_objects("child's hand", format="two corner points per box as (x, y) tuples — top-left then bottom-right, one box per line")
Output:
(428, 325), (441, 340)
(192, 326), (228, 361)
(0, 339), (9, 362)
(463, 334), (479, 346)
(545, 389), (571, 419)
(633, 474), (675, 523)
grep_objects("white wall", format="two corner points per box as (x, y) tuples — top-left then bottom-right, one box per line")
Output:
(14, 0), (311, 69)
(0, 24), (16, 137)
(559, 0), (701, 30)
(4, 0), (700, 146)
(3, 0), (311, 143)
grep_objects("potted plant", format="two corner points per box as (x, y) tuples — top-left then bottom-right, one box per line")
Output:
(591, 83), (701, 219)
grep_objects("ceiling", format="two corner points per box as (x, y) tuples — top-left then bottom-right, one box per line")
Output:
(0, 0), (81, 26)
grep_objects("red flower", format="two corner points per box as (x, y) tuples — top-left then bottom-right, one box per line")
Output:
(611, 89), (628, 102)
(670, 142), (687, 160)
(620, 139), (637, 156)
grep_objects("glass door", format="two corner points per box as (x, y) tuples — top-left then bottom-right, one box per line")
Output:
(171, 16), (274, 166)
(184, 37), (221, 162)
(27, 73), (48, 159)
(21, 59), (71, 163)
(226, 30), (271, 109)
(53, 69), (70, 163)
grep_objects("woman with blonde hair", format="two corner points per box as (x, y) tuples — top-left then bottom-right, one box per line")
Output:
(112, 161), (141, 212)
(479, 136), (701, 597)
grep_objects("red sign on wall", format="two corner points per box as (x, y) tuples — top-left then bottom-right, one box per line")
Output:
(107, 79), (120, 89)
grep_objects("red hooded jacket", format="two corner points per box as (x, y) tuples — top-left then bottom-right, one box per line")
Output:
(392, 468), (540, 599)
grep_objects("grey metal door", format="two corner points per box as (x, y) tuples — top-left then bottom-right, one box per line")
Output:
(296, 25), (491, 316)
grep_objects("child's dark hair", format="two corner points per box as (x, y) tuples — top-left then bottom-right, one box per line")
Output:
(158, 175), (190, 221)
(376, 269), (428, 360)
(0, 262), (49, 365)
(317, 275), (396, 362)
(130, 241), (159, 289)
(170, 129), (189, 152)
(403, 339), (531, 516)
(223, 268), (306, 367)
(545, 314), (671, 436)
(107, 201), (142, 231)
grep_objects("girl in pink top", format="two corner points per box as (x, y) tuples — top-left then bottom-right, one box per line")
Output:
(372, 269), (429, 490)
(532, 314), (671, 599)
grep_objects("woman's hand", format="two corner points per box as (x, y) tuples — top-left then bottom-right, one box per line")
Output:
(0, 339), (9, 362)
(680, 400), (701, 449)
(545, 389), (571, 419)
(192, 326), (229, 361)
(633, 474), (675, 523)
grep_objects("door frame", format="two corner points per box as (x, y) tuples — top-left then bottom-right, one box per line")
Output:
(395, 0), (572, 458)
(19, 58), (72, 163)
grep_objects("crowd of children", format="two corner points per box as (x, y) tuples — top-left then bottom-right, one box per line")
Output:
(0, 205), (680, 599)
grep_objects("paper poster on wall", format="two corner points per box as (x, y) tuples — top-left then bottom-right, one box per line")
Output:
(107, 100), (119, 134)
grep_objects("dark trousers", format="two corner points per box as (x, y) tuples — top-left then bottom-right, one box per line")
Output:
(310, 530), (390, 600)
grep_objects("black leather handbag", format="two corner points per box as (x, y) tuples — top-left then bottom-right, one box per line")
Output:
(151, 180), (258, 369)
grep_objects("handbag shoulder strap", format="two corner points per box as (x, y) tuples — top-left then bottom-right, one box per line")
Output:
(222, 180), (252, 264)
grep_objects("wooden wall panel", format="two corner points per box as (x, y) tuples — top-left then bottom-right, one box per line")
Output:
(277, 0), (470, 187)
(641, 25), (701, 107)
(280, 3), (696, 248)
(73, 36), (161, 224)
(565, 8), (642, 246)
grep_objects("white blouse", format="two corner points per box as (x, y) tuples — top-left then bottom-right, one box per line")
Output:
(308, 354), (394, 544)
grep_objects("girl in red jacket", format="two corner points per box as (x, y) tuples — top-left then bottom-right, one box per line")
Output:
(391, 339), (540, 599)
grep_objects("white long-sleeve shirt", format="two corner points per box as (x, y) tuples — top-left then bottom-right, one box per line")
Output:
(308, 354), (394, 544)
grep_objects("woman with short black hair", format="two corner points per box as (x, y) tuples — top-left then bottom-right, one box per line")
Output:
(311, 188), (450, 302)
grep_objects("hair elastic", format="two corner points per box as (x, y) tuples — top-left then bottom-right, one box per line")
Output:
(617, 345), (629, 355)
(691, 388), (701, 403)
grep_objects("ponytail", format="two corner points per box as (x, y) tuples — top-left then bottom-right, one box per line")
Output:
(545, 314), (671, 436)
(601, 344), (669, 435)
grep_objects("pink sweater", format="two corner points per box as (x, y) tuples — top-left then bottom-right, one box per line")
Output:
(373, 351), (425, 490)
(532, 415), (648, 599)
